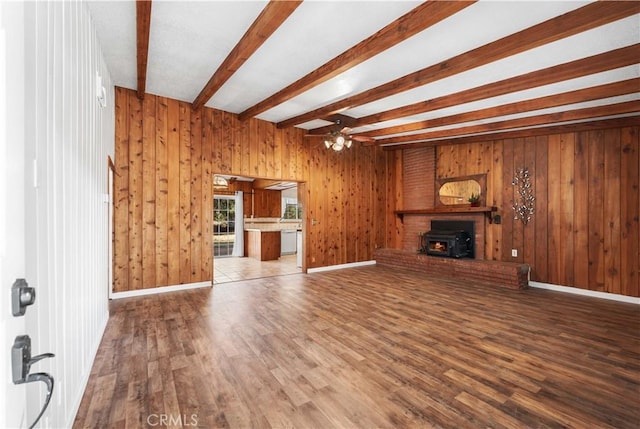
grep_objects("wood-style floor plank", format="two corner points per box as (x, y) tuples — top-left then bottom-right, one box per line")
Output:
(74, 266), (640, 428)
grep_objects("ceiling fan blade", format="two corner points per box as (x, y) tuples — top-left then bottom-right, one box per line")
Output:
(352, 135), (375, 143)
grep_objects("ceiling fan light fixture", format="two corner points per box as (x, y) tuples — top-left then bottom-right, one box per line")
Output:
(213, 175), (229, 188)
(323, 131), (352, 152)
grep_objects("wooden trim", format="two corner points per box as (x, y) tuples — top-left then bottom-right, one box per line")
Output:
(276, 2), (640, 128)
(362, 78), (640, 138)
(375, 101), (640, 145)
(135, 0), (152, 99)
(394, 206), (497, 223)
(381, 117), (640, 150)
(395, 207), (497, 215)
(252, 178), (280, 189)
(107, 155), (115, 174)
(192, 1), (302, 110)
(238, 1), (474, 121)
(107, 155), (115, 296)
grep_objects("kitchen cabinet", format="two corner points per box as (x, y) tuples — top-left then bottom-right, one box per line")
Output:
(245, 229), (280, 261)
(253, 189), (281, 217)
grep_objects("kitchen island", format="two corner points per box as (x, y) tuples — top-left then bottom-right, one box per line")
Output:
(244, 229), (281, 261)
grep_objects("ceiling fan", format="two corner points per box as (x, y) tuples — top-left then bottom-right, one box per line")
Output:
(305, 118), (374, 151)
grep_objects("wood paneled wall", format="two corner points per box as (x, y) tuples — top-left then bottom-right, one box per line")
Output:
(304, 138), (388, 268)
(114, 87), (391, 292)
(398, 126), (639, 297)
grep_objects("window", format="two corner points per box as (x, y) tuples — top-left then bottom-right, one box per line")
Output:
(282, 197), (302, 220)
(213, 196), (236, 257)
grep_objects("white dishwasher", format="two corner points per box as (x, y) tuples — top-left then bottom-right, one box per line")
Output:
(280, 230), (297, 255)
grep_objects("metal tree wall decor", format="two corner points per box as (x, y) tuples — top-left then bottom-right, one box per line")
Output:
(512, 167), (535, 225)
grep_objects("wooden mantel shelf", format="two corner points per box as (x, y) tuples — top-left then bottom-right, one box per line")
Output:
(395, 206), (498, 223)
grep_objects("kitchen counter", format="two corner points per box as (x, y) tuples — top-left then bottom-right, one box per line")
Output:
(244, 217), (301, 232)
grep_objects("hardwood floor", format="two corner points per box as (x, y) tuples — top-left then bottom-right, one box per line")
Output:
(74, 266), (640, 428)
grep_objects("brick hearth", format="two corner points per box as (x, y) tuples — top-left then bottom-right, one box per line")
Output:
(374, 248), (529, 290)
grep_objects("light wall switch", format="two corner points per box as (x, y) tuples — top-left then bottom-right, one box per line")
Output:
(511, 249), (518, 257)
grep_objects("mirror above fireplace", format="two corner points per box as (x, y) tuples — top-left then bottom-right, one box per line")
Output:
(436, 174), (486, 207)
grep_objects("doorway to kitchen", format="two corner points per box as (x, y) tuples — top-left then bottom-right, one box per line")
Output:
(212, 175), (304, 284)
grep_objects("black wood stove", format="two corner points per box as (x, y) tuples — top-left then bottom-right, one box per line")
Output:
(422, 220), (475, 259)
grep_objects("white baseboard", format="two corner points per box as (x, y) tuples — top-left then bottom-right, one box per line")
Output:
(529, 281), (640, 305)
(67, 312), (109, 428)
(307, 260), (377, 273)
(110, 281), (212, 300)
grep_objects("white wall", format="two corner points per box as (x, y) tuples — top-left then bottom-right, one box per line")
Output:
(22, 1), (114, 427)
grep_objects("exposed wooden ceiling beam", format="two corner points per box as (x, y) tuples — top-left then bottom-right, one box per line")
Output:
(380, 117), (640, 150)
(192, 1), (302, 110)
(353, 44), (639, 128)
(361, 78), (640, 138)
(277, 1), (640, 128)
(374, 101), (640, 145)
(136, 0), (152, 99)
(237, 1), (475, 121)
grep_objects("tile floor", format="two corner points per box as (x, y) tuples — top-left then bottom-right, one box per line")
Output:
(213, 254), (301, 284)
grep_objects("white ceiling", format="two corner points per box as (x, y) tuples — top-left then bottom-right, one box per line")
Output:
(86, 0), (639, 146)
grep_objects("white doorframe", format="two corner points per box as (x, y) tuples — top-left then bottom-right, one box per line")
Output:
(1, 2), (28, 427)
